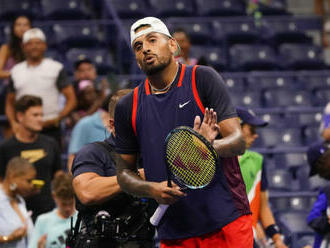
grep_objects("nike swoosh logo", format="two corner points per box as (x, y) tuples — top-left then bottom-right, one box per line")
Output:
(179, 100), (191, 108)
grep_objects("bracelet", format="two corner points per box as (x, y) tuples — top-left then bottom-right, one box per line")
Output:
(1, 236), (9, 242)
(265, 224), (280, 238)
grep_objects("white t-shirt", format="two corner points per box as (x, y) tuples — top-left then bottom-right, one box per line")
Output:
(9, 58), (70, 120)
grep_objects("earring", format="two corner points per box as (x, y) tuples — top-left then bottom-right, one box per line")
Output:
(9, 183), (17, 191)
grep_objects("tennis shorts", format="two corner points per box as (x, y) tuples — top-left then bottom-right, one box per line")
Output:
(161, 214), (253, 248)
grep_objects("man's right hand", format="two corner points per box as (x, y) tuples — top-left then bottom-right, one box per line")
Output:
(149, 181), (186, 205)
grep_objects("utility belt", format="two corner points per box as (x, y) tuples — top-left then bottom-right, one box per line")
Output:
(66, 198), (155, 248)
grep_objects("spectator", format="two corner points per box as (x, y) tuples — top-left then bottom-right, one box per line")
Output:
(0, 95), (62, 221)
(172, 28), (198, 66)
(321, 102), (330, 141)
(67, 95), (111, 172)
(315, 0), (330, 46)
(237, 107), (287, 248)
(0, 15), (32, 83)
(5, 28), (77, 144)
(0, 15), (32, 138)
(307, 141), (330, 248)
(66, 80), (99, 128)
(29, 172), (77, 248)
(0, 157), (35, 247)
(72, 58), (109, 119)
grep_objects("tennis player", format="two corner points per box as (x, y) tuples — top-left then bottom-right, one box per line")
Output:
(114, 17), (253, 248)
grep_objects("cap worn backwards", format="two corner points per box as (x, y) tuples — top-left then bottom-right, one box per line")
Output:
(23, 28), (46, 44)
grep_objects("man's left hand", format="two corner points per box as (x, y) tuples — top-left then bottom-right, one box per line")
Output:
(193, 108), (220, 145)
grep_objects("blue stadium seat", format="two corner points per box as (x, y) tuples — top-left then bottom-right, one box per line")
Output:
(267, 169), (294, 191)
(196, 0), (246, 16)
(230, 91), (261, 109)
(258, 127), (303, 148)
(258, 0), (290, 16)
(263, 89), (312, 108)
(279, 43), (325, 70)
(261, 18), (312, 46)
(303, 126), (321, 146)
(45, 49), (65, 64)
(274, 152), (307, 169)
(190, 46), (227, 71)
(66, 48), (116, 75)
(168, 21), (212, 45)
(212, 19), (260, 45)
(229, 44), (279, 71)
(296, 71), (330, 91)
(293, 234), (315, 248)
(247, 71), (297, 90)
(314, 89), (330, 106)
(285, 110), (323, 128)
(221, 73), (247, 92)
(104, 0), (148, 18)
(276, 210), (314, 246)
(41, 0), (91, 20)
(149, 0), (195, 17)
(0, 0), (41, 21)
(53, 24), (102, 50)
(256, 112), (284, 127)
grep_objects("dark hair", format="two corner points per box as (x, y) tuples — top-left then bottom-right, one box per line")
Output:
(74, 58), (93, 70)
(5, 157), (34, 178)
(173, 27), (191, 41)
(108, 89), (132, 118)
(9, 15), (32, 62)
(315, 149), (330, 180)
(52, 171), (74, 200)
(15, 95), (42, 113)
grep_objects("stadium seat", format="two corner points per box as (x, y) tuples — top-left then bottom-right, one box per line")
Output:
(190, 46), (227, 71)
(104, 0), (148, 19)
(149, 0), (195, 17)
(293, 234), (315, 248)
(261, 18), (312, 46)
(221, 72), (247, 92)
(45, 49), (65, 64)
(303, 126), (321, 146)
(267, 169), (294, 191)
(285, 110), (323, 128)
(314, 89), (330, 106)
(230, 91), (261, 109)
(263, 89), (313, 108)
(256, 112), (284, 127)
(196, 0), (246, 16)
(41, 0), (91, 20)
(212, 19), (260, 45)
(0, 0), (41, 21)
(168, 21), (212, 45)
(247, 71), (297, 90)
(258, 127), (303, 148)
(229, 44), (279, 71)
(258, 0), (290, 15)
(66, 48), (116, 75)
(296, 70), (330, 91)
(276, 210), (314, 247)
(53, 24), (102, 50)
(279, 43), (325, 70)
(274, 152), (307, 170)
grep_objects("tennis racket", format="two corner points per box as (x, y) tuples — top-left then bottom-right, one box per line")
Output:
(149, 126), (218, 226)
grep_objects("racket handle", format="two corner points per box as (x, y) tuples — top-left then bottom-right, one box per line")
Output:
(150, 204), (169, 226)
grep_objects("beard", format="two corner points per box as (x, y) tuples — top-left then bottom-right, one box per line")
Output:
(140, 55), (172, 76)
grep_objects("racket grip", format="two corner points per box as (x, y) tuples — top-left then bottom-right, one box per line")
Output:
(150, 204), (169, 226)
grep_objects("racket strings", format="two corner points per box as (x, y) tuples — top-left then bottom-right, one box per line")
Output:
(166, 130), (216, 188)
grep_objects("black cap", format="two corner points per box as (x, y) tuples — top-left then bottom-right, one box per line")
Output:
(307, 141), (330, 176)
(236, 107), (268, 127)
(74, 58), (93, 70)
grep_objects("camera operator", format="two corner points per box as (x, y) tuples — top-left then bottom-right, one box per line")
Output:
(70, 89), (155, 248)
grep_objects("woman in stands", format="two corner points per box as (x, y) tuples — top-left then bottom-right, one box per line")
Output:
(0, 15), (32, 83)
(0, 157), (35, 247)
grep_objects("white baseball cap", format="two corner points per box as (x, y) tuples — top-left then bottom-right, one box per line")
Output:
(23, 28), (46, 44)
(130, 17), (173, 46)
